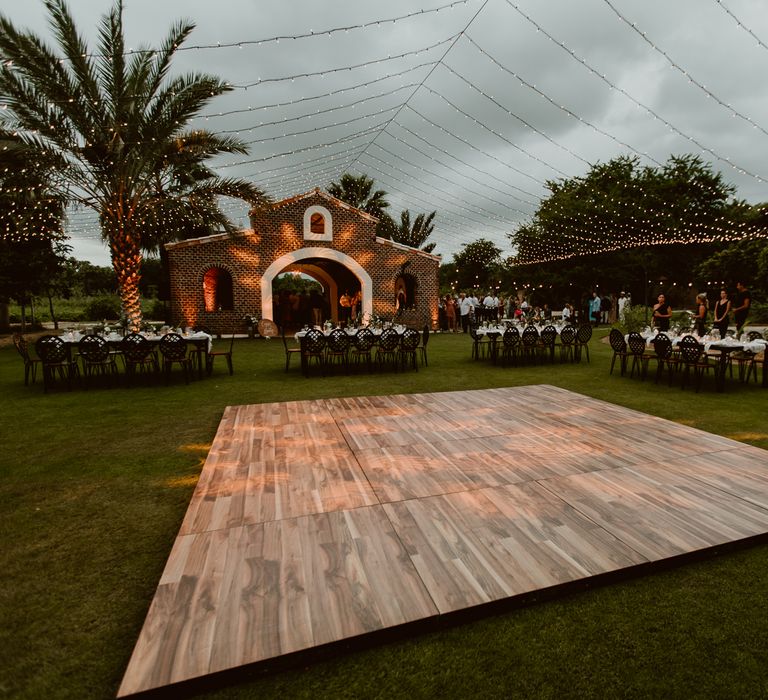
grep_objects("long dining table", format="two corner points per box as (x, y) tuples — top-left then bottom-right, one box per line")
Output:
(60, 330), (213, 380)
(630, 331), (767, 392)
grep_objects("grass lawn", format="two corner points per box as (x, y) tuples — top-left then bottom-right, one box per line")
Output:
(2, 330), (768, 699)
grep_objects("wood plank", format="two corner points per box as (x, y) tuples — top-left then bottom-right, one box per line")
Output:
(119, 386), (768, 697)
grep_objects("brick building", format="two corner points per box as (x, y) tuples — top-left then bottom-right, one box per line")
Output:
(165, 189), (441, 334)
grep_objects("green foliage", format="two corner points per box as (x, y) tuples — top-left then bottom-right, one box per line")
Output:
(328, 173), (389, 218)
(145, 299), (168, 322)
(695, 238), (768, 298)
(84, 296), (122, 321)
(510, 154), (759, 268)
(452, 238), (503, 290)
(614, 304), (649, 333)
(378, 209), (437, 252)
(272, 274), (322, 295)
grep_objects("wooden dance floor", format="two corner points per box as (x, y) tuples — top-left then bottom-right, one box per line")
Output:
(119, 386), (768, 696)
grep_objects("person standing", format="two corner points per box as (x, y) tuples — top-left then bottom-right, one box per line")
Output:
(339, 291), (351, 324)
(589, 292), (602, 327)
(445, 294), (457, 332)
(459, 292), (473, 332)
(652, 293), (672, 331)
(733, 281), (751, 334)
(692, 293), (708, 336)
(618, 292), (629, 322)
(713, 288), (731, 338)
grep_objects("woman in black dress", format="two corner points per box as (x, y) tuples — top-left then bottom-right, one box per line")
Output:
(692, 293), (708, 336)
(713, 288), (731, 338)
(652, 293), (672, 331)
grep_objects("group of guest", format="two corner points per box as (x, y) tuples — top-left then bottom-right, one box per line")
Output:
(438, 291), (578, 333)
(652, 282), (752, 335)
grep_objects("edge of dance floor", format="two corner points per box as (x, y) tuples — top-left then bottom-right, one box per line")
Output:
(117, 385), (768, 698)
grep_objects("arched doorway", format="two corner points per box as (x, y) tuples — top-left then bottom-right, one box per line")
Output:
(261, 247), (373, 323)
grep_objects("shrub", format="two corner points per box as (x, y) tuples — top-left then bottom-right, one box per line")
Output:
(750, 300), (768, 324)
(613, 304), (648, 333)
(144, 299), (168, 321)
(84, 295), (121, 321)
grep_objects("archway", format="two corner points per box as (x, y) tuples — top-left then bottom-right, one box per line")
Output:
(261, 247), (373, 322)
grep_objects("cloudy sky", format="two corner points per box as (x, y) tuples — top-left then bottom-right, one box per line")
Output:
(5, 0), (768, 265)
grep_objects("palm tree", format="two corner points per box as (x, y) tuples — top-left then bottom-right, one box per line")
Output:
(0, 0), (269, 329)
(377, 209), (437, 253)
(327, 173), (389, 219)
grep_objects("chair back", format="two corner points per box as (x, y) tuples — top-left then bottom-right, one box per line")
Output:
(422, 324), (430, 348)
(559, 325), (576, 345)
(469, 325), (481, 342)
(540, 325), (557, 346)
(302, 328), (326, 354)
(522, 325), (539, 347)
(79, 334), (110, 362)
(159, 333), (187, 360)
(327, 328), (350, 352)
(35, 335), (69, 363)
(353, 327), (376, 351)
(400, 327), (420, 351)
(627, 332), (647, 355)
(502, 327), (519, 348)
(747, 331), (762, 341)
(378, 327), (400, 351)
(121, 332), (153, 362)
(576, 324), (593, 344)
(652, 333), (673, 360)
(678, 334), (703, 363)
(609, 328), (627, 352)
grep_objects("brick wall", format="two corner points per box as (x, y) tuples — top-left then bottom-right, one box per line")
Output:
(166, 190), (440, 333)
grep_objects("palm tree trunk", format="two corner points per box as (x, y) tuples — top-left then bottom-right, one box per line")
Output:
(107, 221), (144, 331)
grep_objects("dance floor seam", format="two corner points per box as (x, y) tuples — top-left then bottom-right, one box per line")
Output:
(118, 385), (768, 697)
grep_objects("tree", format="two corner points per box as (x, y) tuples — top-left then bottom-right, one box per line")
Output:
(0, 129), (67, 331)
(510, 155), (757, 265)
(452, 238), (502, 291)
(378, 209), (437, 253)
(328, 173), (389, 218)
(0, 0), (270, 330)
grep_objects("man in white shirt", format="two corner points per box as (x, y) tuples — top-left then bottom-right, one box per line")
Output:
(459, 292), (473, 333)
(618, 292), (629, 321)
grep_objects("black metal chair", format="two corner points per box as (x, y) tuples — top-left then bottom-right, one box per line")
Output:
(574, 324), (593, 363)
(282, 331), (302, 372)
(419, 324), (430, 367)
(35, 334), (80, 393)
(469, 325), (489, 360)
(325, 328), (350, 374)
(608, 328), (629, 376)
(539, 325), (557, 364)
(158, 333), (193, 384)
(13, 333), (40, 386)
(120, 332), (159, 386)
(376, 328), (401, 371)
(399, 327), (421, 371)
(500, 326), (520, 367)
(650, 333), (678, 385)
(559, 324), (576, 364)
(349, 327), (376, 373)
(78, 334), (119, 388)
(678, 334), (710, 392)
(207, 333), (235, 376)
(300, 328), (326, 377)
(627, 332), (652, 380)
(520, 324), (540, 365)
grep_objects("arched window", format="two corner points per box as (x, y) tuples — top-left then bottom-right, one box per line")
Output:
(203, 267), (234, 312)
(310, 212), (325, 234)
(303, 205), (333, 241)
(394, 273), (417, 311)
